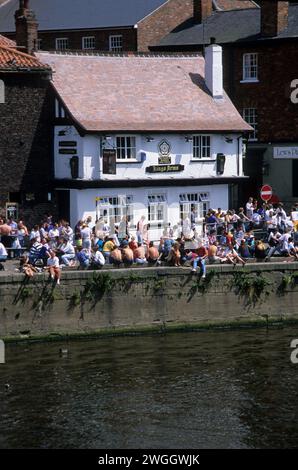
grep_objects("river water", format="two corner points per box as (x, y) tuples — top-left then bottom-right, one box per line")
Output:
(1, 327), (298, 449)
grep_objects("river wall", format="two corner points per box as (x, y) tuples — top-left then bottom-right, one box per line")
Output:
(0, 263), (298, 341)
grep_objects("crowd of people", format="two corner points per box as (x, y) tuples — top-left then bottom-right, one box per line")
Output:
(0, 198), (298, 283)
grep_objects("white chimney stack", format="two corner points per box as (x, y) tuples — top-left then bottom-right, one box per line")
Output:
(205, 38), (223, 99)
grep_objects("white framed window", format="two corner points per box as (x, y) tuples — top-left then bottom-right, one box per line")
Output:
(55, 99), (66, 118)
(116, 136), (136, 160)
(179, 193), (210, 220)
(243, 108), (258, 141)
(82, 36), (95, 50)
(242, 53), (258, 82)
(192, 135), (211, 159)
(56, 38), (69, 50)
(109, 35), (123, 52)
(97, 195), (133, 224)
(148, 194), (167, 224)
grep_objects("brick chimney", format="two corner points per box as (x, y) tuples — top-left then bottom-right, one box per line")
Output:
(15, 0), (38, 55)
(194, 0), (213, 24)
(260, 0), (289, 37)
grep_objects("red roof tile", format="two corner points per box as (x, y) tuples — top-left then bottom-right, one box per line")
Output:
(0, 44), (51, 71)
(37, 52), (252, 133)
(0, 34), (15, 48)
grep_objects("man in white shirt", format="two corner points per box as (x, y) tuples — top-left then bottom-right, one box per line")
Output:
(81, 224), (92, 251)
(59, 238), (76, 266)
(0, 242), (8, 261)
(245, 197), (254, 220)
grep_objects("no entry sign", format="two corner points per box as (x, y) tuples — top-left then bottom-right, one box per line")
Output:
(260, 184), (273, 202)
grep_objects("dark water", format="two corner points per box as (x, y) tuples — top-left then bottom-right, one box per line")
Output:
(1, 327), (298, 449)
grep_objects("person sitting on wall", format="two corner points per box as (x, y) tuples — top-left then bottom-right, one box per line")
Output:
(29, 237), (44, 265)
(146, 241), (160, 265)
(121, 242), (134, 268)
(45, 249), (61, 285)
(110, 245), (122, 267)
(0, 241), (8, 270)
(167, 242), (181, 267)
(102, 237), (115, 263)
(133, 243), (147, 265)
(76, 246), (90, 270)
(91, 245), (105, 269)
(18, 254), (39, 278)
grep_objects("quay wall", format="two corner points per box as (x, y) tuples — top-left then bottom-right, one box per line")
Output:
(0, 263), (298, 341)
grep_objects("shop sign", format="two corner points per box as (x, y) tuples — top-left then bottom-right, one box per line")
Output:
(273, 147), (298, 159)
(146, 165), (184, 174)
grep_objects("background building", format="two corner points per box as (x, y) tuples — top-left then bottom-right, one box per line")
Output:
(150, 0), (298, 207)
(0, 0), (257, 53)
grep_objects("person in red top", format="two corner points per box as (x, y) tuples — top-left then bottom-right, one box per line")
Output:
(129, 236), (138, 251)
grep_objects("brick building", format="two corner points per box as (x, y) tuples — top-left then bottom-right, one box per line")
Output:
(0, 26), (56, 224)
(0, 0), (256, 53)
(151, 0), (298, 207)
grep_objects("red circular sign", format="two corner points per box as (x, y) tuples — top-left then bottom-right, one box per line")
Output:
(260, 185), (273, 202)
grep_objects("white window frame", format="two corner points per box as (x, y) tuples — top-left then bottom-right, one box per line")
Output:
(116, 136), (136, 161)
(109, 35), (123, 52)
(82, 36), (95, 50)
(56, 38), (69, 50)
(192, 135), (211, 159)
(148, 194), (167, 225)
(179, 193), (210, 220)
(243, 108), (258, 141)
(242, 53), (258, 82)
(97, 195), (134, 225)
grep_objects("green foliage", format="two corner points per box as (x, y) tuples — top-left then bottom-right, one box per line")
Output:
(83, 272), (115, 306)
(152, 276), (166, 293)
(277, 272), (298, 295)
(187, 270), (218, 301)
(231, 272), (271, 307)
(68, 291), (81, 309)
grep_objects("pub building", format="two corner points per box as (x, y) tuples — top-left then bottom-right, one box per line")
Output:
(37, 43), (251, 239)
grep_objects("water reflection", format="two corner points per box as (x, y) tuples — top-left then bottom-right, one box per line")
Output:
(1, 327), (298, 448)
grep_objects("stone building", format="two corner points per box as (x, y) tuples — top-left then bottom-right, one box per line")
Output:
(0, 0), (257, 53)
(150, 0), (298, 206)
(0, 19), (55, 224)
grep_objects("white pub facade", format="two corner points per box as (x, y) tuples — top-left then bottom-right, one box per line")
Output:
(38, 45), (251, 238)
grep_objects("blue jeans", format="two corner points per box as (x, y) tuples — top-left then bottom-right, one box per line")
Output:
(0, 255), (7, 262)
(193, 258), (206, 276)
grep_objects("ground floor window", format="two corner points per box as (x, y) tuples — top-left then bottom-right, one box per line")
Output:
(179, 193), (210, 221)
(148, 194), (167, 225)
(96, 195), (134, 224)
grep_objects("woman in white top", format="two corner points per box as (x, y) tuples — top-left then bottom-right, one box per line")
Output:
(46, 250), (61, 284)
(0, 242), (8, 261)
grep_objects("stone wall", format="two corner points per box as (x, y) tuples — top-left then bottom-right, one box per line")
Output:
(0, 72), (57, 225)
(0, 263), (298, 341)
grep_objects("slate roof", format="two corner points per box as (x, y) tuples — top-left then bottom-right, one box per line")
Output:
(36, 51), (252, 133)
(155, 4), (298, 49)
(0, 43), (50, 70)
(0, 0), (168, 32)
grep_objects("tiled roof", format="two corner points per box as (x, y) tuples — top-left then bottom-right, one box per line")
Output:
(37, 51), (251, 133)
(0, 44), (51, 71)
(0, 34), (15, 48)
(155, 4), (298, 49)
